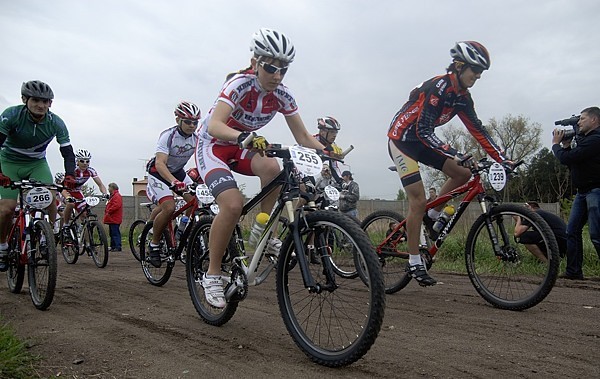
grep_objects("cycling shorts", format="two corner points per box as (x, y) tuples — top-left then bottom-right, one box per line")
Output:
(195, 139), (258, 199)
(146, 174), (193, 204)
(388, 139), (449, 187)
(0, 159), (53, 200)
(65, 190), (87, 212)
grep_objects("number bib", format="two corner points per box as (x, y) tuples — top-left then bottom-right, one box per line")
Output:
(195, 184), (215, 204)
(488, 163), (507, 191)
(324, 185), (340, 201)
(290, 145), (322, 177)
(24, 187), (53, 209)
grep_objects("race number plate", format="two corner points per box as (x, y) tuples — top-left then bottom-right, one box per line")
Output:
(488, 163), (507, 191)
(195, 184), (215, 204)
(324, 185), (340, 201)
(85, 196), (100, 207)
(24, 187), (53, 209)
(290, 145), (322, 176)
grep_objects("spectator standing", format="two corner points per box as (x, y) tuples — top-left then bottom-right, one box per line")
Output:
(552, 106), (600, 280)
(104, 183), (123, 252)
(339, 171), (360, 221)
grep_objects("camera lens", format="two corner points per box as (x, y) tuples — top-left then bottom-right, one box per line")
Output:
(562, 129), (576, 141)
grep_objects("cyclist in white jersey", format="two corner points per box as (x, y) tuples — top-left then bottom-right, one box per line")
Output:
(195, 28), (327, 308)
(146, 101), (200, 267)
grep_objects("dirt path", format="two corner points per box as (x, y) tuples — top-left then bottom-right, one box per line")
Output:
(1, 249), (599, 378)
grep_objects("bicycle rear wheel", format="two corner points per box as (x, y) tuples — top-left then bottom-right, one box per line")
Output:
(128, 219), (145, 262)
(60, 224), (80, 264)
(86, 221), (109, 268)
(28, 220), (57, 310)
(277, 211), (385, 367)
(139, 221), (173, 286)
(465, 204), (560, 311)
(361, 210), (412, 293)
(7, 223), (25, 293)
(186, 215), (239, 326)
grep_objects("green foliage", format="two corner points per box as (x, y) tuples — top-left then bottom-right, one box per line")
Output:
(396, 188), (406, 201)
(521, 148), (572, 203)
(0, 322), (40, 379)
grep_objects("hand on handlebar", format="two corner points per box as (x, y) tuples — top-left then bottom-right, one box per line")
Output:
(0, 173), (11, 187)
(237, 132), (269, 155)
(456, 153), (475, 168)
(170, 180), (186, 192)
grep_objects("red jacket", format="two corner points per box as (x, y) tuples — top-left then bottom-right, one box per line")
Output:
(103, 189), (123, 224)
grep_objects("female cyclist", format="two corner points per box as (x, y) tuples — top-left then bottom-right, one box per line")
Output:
(195, 28), (325, 307)
(387, 41), (512, 286)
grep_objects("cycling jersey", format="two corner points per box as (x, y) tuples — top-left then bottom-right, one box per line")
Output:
(147, 126), (198, 179)
(196, 72), (299, 198)
(387, 72), (506, 162)
(198, 73), (299, 146)
(73, 166), (99, 189)
(0, 105), (71, 162)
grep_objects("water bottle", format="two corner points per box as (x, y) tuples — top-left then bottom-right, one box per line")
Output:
(175, 215), (189, 240)
(432, 205), (455, 233)
(248, 212), (270, 247)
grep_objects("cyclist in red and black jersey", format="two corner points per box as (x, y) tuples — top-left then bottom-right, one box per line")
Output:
(387, 41), (513, 286)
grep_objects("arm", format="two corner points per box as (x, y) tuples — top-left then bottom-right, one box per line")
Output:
(285, 113), (325, 150)
(154, 152), (178, 184)
(207, 101), (240, 142)
(552, 132), (600, 165)
(92, 176), (108, 195)
(345, 181), (360, 203)
(59, 144), (76, 175)
(513, 216), (529, 237)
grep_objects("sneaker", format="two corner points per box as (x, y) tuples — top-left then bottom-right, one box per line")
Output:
(0, 248), (8, 272)
(265, 238), (282, 257)
(148, 244), (162, 268)
(405, 263), (437, 286)
(202, 274), (226, 308)
(558, 273), (584, 280)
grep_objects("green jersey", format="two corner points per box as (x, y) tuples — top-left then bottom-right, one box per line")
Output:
(0, 105), (71, 162)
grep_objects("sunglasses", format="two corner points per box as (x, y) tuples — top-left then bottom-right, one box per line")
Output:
(470, 66), (485, 75)
(78, 159), (90, 164)
(259, 61), (289, 75)
(182, 119), (199, 126)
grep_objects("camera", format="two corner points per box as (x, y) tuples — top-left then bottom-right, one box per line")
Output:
(554, 114), (580, 141)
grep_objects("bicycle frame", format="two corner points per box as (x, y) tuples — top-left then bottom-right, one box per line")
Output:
(378, 164), (491, 258)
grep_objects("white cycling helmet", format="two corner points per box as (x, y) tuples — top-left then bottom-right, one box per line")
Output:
(450, 41), (491, 70)
(54, 172), (65, 184)
(174, 101), (201, 120)
(317, 116), (341, 131)
(75, 148), (92, 160)
(250, 28), (296, 63)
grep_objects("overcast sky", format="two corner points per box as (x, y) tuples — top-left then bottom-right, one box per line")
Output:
(1, 0), (598, 198)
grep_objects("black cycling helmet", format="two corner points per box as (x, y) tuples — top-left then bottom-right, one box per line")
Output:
(450, 41), (491, 70)
(21, 80), (54, 100)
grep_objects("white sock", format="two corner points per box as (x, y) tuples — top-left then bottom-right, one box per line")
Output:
(427, 209), (441, 219)
(409, 254), (422, 266)
(150, 242), (160, 248)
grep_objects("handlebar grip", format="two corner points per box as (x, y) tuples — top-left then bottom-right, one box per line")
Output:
(240, 132), (257, 149)
(341, 145), (354, 158)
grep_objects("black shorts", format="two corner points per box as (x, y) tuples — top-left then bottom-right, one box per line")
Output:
(517, 231), (567, 258)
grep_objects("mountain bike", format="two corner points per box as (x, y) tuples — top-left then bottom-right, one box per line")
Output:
(128, 201), (156, 262)
(361, 158), (559, 311)
(139, 184), (217, 286)
(186, 139), (385, 367)
(4, 179), (62, 310)
(58, 196), (109, 268)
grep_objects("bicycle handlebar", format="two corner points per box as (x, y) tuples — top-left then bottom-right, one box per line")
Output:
(9, 179), (66, 192)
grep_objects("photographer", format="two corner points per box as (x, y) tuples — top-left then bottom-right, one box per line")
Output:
(552, 106), (600, 280)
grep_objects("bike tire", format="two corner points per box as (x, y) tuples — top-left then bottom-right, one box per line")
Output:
(128, 219), (145, 262)
(185, 215), (239, 326)
(28, 220), (58, 310)
(87, 221), (109, 268)
(465, 204), (560, 311)
(361, 210), (412, 293)
(60, 224), (80, 264)
(277, 210), (385, 367)
(139, 221), (173, 286)
(7, 222), (25, 293)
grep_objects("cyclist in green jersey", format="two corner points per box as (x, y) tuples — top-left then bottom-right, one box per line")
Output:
(0, 80), (77, 271)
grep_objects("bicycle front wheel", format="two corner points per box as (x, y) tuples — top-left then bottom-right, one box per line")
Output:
(7, 223), (25, 293)
(465, 204), (560, 311)
(277, 210), (385, 367)
(27, 220), (58, 310)
(60, 224), (80, 264)
(139, 221), (173, 286)
(128, 219), (145, 262)
(86, 221), (109, 268)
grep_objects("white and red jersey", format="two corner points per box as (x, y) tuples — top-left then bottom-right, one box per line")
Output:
(198, 73), (299, 145)
(74, 166), (99, 190)
(153, 126), (198, 173)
